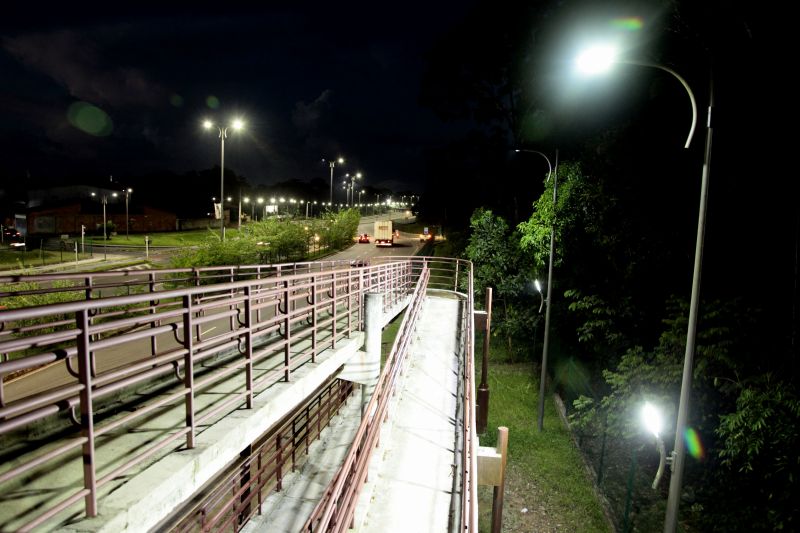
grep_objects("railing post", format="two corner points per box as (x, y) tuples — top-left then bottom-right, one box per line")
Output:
(244, 286), (254, 408)
(276, 434), (283, 491)
(283, 280), (291, 382)
(149, 272), (159, 364)
(311, 275), (317, 363)
(331, 272), (338, 349)
(76, 309), (98, 517)
(182, 295), (196, 448)
(346, 270), (353, 338)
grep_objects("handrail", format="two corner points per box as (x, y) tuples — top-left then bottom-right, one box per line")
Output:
(301, 256), (478, 533)
(302, 263), (431, 533)
(0, 260), (415, 531)
(0, 256), (477, 532)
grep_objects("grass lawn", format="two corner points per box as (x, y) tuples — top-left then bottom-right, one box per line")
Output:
(478, 358), (612, 532)
(0, 249), (96, 270)
(132, 229), (237, 246)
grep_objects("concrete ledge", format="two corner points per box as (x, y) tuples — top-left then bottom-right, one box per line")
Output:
(62, 333), (364, 533)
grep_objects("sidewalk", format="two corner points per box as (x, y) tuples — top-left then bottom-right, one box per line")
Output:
(0, 254), (145, 277)
(353, 295), (462, 532)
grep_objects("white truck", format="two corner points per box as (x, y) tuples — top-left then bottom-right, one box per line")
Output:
(373, 220), (394, 247)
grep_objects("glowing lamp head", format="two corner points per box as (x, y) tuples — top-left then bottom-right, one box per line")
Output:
(576, 44), (618, 75)
(641, 402), (663, 438)
(231, 118), (244, 131)
(534, 279), (542, 293)
(203, 119), (214, 130)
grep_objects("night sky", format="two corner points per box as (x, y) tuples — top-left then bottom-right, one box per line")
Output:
(0, 1), (790, 233)
(0, 3), (479, 192)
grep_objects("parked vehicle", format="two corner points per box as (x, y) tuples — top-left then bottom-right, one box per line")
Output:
(2, 226), (25, 248)
(373, 220), (393, 247)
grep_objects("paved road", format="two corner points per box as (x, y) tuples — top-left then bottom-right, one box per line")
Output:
(3, 213), (423, 401)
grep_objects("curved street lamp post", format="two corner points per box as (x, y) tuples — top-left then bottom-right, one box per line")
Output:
(514, 149), (556, 432)
(576, 45), (712, 533)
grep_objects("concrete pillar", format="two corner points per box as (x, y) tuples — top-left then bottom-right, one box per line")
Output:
(362, 292), (383, 417)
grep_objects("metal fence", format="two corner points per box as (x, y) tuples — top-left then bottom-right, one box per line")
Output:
(0, 256), (477, 532)
(301, 256), (478, 533)
(172, 377), (355, 533)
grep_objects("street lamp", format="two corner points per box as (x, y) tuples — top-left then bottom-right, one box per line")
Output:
(324, 157), (345, 206)
(534, 279), (544, 313)
(345, 172), (362, 206)
(124, 188), (132, 239)
(203, 118), (245, 241)
(91, 191), (117, 260)
(515, 148), (555, 432)
(575, 44), (711, 533)
(641, 402), (668, 490)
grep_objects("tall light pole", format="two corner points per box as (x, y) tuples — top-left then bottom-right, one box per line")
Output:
(204, 118), (245, 241)
(238, 191), (244, 231)
(91, 191), (117, 260)
(324, 157), (344, 206)
(515, 148), (556, 432)
(124, 188), (132, 239)
(344, 172), (363, 206)
(575, 45), (710, 533)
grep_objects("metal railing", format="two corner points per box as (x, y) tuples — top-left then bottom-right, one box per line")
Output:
(172, 378), (355, 533)
(301, 256), (478, 533)
(0, 256), (477, 532)
(0, 260), (413, 531)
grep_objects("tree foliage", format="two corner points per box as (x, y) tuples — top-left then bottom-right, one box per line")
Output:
(464, 208), (540, 361)
(171, 209), (360, 269)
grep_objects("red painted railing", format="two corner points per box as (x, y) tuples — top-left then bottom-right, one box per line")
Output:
(0, 256), (477, 532)
(301, 256), (478, 533)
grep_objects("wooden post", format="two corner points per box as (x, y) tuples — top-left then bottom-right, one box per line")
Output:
(491, 426), (509, 533)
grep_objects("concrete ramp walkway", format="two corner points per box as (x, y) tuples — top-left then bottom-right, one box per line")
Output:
(242, 295), (463, 533)
(353, 295), (462, 533)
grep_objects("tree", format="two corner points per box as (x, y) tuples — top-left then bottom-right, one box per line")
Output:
(465, 208), (539, 361)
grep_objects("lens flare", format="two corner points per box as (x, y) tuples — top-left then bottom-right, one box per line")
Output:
(684, 427), (705, 460)
(611, 17), (643, 31)
(67, 102), (113, 136)
(206, 95), (220, 109)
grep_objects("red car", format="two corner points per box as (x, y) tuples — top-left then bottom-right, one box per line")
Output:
(358, 233), (370, 243)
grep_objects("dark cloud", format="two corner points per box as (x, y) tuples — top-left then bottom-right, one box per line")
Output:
(292, 90), (332, 135)
(3, 30), (165, 108)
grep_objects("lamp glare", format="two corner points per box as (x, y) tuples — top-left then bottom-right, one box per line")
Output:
(576, 45), (617, 74)
(641, 402), (662, 438)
